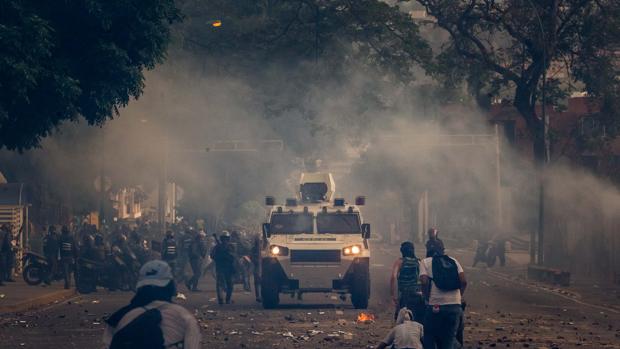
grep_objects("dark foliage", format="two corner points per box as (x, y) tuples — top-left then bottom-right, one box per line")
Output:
(0, 0), (181, 150)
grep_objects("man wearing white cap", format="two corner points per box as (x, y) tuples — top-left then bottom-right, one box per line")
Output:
(103, 260), (201, 349)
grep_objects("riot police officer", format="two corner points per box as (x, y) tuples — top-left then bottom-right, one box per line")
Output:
(210, 231), (236, 304)
(0, 225), (11, 286)
(177, 228), (195, 284)
(4, 225), (16, 282)
(93, 233), (107, 263)
(231, 231), (251, 292)
(250, 234), (262, 302)
(59, 225), (78, 289)
(43, 226), (60, 285)
(161, 231), (178, 276)
(187, 231), (207, 292)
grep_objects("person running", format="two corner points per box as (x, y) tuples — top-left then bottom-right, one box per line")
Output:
(375, 307), (424, 349)
(103, 260), (201, 349)
(420, 243), (467, 349)
(390, 241), (424, 322)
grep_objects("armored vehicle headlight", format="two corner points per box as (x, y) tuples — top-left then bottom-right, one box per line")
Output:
(343, 244), (362, 256)
(269, 245), (289, 256)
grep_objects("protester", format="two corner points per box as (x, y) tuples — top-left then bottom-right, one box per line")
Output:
(103, 260), (201, 349)
(420, 241), (467, 349)
(390, 241), (424, 322)
(493, 237), (507, 267)
(472, 240), (489, 267)
(425, 228), (445, 258)
(375, 307), (424, 349)
(210, 231), (236, 304)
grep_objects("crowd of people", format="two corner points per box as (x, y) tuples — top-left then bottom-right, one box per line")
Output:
(36, 220), (261, 300)
(381, 228), (468, 349)
(100, 226), (468, 349)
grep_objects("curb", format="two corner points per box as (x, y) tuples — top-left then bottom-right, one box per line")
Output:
(0, 289), (77, 314)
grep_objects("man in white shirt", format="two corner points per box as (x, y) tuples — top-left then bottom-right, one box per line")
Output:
(376, 307), (424, 349)
(103, 260), (201, 349)
(419, 245), (467, 349)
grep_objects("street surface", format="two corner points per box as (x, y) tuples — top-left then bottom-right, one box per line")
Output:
(1, 245), (619, 349)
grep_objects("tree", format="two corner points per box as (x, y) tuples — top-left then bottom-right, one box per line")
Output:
(410, 0), (620, 162)
(173, 0), (433, 153)
(0, 0), (181, 150)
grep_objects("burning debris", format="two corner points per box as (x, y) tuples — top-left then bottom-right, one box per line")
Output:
(356, 312), (376, 324)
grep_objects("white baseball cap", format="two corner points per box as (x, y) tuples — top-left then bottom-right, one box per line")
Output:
(136, 260), (174, 289)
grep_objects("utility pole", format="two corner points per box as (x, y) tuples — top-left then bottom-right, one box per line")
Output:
(495, 124), (503, 230)
(158, 134), (168, 238)
(99, 128), (106, 227)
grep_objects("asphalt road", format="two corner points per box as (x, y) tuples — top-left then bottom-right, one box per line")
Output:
(1, 245), (619, 349)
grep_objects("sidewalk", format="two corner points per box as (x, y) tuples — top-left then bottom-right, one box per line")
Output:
(0, 279), (76, 314)
(456, 248), (620, 314)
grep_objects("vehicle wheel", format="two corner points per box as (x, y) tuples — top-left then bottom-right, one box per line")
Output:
(23, 265), (43, 286)
(261, 273), (280, 309)
(351, 265), (370, 309)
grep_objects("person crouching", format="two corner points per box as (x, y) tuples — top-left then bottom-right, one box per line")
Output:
(376, 307), (423, 349)
(103, 260), (201, 349)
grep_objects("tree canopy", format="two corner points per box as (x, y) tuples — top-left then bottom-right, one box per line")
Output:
(410, 0), (620, 161)
(0, 0), (181, 150)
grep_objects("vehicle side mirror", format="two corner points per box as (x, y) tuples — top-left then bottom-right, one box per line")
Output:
(355, 196), (366, 206)
(262, 223), (271, 239)
(361, 223), (371, 239)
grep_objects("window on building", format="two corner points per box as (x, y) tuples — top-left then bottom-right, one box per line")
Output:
(581, 116), (606, 138)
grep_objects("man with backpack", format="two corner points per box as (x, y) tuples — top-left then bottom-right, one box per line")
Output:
(390, 241), (425, 322)
(103, 260), (201, 349)
(420, 243), (467, 349)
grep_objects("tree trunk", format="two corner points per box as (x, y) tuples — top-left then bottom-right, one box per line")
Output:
(513, 83), (545, 166)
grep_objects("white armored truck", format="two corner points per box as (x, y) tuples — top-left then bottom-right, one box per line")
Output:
(261, 172), (371, 309)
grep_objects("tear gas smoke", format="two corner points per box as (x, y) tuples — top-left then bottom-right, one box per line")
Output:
(0, 41), (618, 282)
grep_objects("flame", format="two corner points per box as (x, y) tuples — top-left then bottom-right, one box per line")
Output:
(212, 20), (222, 27)
(356, 312), (376, 323)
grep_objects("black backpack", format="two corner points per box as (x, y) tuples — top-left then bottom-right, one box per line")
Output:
(109, 306), (165, 349)
(431, 255), (461, 291)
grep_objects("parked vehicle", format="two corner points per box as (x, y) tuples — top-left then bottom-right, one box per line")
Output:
(22, 252), (63, 285)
